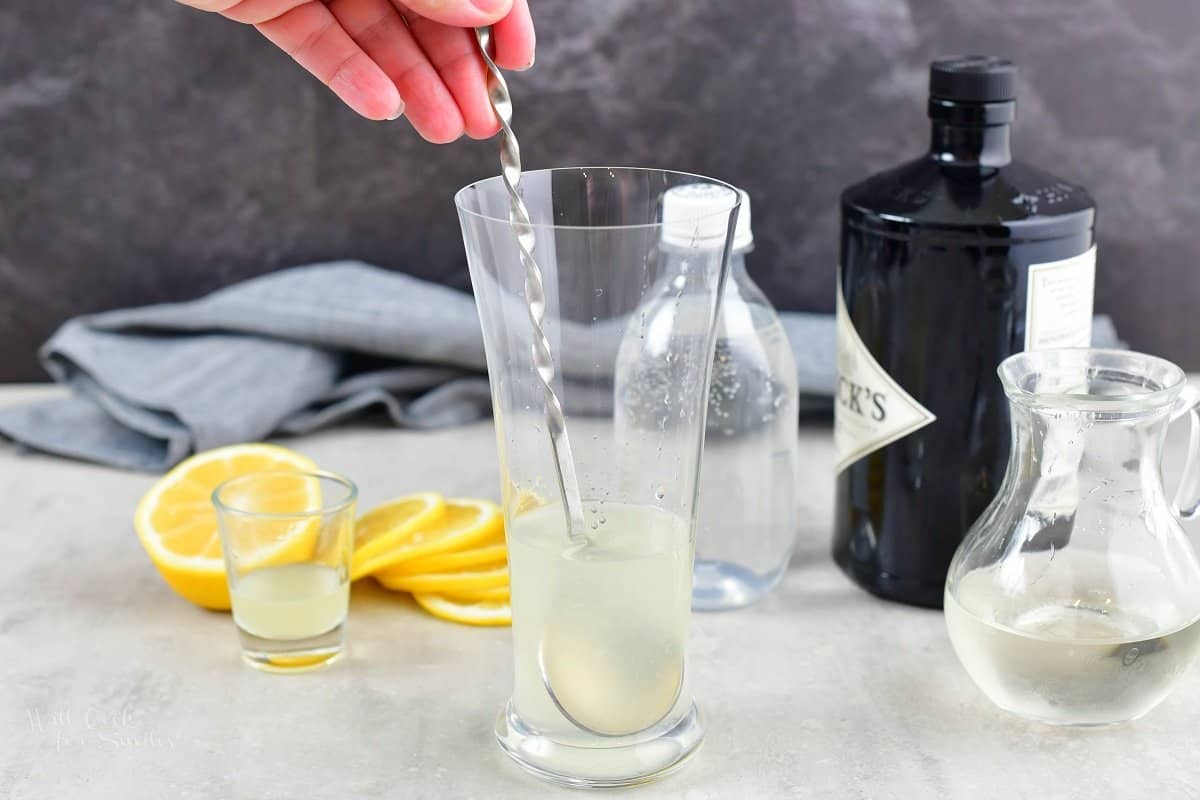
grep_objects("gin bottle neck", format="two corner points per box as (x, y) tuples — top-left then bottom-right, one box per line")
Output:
(930, 123), (1011, 168)
(928, 98), (1014, 168)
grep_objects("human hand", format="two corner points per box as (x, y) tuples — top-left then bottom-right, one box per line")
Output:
(176, 0), (535, 142)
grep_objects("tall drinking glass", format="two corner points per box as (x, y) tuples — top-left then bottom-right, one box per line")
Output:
(456, 168), (740, 787)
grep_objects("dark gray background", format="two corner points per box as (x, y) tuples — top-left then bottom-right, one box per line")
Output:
(2, 1), (1198, 380)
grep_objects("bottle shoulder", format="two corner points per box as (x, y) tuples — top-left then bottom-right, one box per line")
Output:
(841, 155), (1095, 241)
(725, 256), (774, 309)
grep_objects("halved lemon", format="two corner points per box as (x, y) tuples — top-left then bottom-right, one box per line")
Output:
(381, 541), (506, 576)
(350, 492), (446, 580)
(215, 472), (327, 574)
(412, 593), (511, 626)
(133, 444), (317, 610)
(353, 498), (503, 579)
(376, 562), (508, 594)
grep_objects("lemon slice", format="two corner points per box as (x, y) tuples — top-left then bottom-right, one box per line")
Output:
(133, 444), (317, 610)
(350, 492), (446, 580)
(376, 563), (508, 594)
(353, 498), (503, 579)
(444, 584), (510, 602)
(381, 541), (506, 576)
(412, 593), (511, 626)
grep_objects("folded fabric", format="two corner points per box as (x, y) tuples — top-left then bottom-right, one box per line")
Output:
(0, 262), (1121, 471)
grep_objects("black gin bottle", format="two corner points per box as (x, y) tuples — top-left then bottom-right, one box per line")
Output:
(833, 56), (1097, 608)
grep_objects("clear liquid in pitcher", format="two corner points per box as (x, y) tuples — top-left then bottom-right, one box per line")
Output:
(946, 553), (1200, 725)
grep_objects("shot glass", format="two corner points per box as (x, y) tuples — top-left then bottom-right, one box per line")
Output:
(212, 470), (357, 673)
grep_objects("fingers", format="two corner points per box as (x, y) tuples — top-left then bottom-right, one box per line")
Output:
(327, 0), (465, 142)
(255, 2), (403, 120)
(399, 0), (513, 28)
(180, 0), (534, 140)
(490, 0), (534, 71)
(404, 15), (499, 139)
(174, 0), (241, 10)
(215, 0), (310, 24)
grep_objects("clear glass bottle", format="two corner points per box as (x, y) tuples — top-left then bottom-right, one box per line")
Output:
(615, 188), (799, 611)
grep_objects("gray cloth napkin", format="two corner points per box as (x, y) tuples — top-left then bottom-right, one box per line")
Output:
(0, 262), (1121, 472)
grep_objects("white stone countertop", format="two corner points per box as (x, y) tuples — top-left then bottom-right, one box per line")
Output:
(2, 384), (1199, 800)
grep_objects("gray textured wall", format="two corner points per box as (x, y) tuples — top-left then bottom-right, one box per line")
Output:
(2, 1), (1198, 380)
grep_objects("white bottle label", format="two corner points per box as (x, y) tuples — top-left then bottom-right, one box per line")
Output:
(834, 275), (936, 474)
(1025, 246), (1096, 350)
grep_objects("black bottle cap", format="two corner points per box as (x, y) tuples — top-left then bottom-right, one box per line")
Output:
(930, 56), (1017, 103)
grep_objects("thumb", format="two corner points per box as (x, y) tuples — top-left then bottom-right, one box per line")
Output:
(401, 0), (514, 28)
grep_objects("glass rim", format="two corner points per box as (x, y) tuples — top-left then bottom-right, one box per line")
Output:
(453, 165), (742, 231)
(211, 469), (359, 519)
(998, 347), (1185, 409)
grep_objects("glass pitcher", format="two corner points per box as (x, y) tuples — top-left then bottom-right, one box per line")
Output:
(945, 348), (1200, 726)
(456, 167), (739, 787)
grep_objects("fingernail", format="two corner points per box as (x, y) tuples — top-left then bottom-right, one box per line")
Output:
(387, 103), (405, 121)
(515, 52), (536, 72)
(471, 0), (508, 13)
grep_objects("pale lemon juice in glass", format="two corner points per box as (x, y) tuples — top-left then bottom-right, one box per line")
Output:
(509, 502), (692, 741)
(213, 471), (357, 672)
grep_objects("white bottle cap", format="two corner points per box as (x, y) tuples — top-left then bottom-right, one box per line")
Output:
(661, 184), (749, 250)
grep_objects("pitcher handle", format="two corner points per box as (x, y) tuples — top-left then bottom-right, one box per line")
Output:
(1169, 383), (1200, 521)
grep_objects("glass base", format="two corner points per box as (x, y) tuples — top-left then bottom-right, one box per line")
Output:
(987, 695), (1154, 728)
(1015, 713), (1135, 728)
(495, 700), (704, 789)
(692, 558), (786, 611)
(237, 622), (345, 674)
(983, 693), (1161, 728)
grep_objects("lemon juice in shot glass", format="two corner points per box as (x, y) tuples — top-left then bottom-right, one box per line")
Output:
(213, 470), (357, 672)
